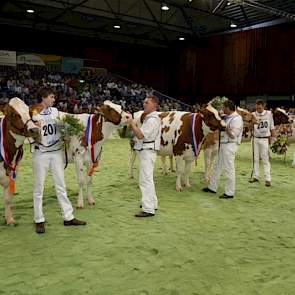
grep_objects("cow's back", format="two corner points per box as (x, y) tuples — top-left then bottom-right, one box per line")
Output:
(159, 111), (192, 157)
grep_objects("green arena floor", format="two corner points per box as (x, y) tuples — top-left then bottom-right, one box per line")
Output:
(0, 140), (295, 295)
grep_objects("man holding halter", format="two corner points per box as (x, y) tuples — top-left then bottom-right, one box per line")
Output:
(32, 86), (86, 234)
(249, 99), (275, 187)
(203, 100), (243, 199)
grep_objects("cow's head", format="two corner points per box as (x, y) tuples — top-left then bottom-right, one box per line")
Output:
(4, 98), (39, 137)
(96, 100), (131, 125)
(237, 107), (258, 127)
(132, 110), (145, 127)
(273, 108), (293, 125)
(199, 104), (226, 131)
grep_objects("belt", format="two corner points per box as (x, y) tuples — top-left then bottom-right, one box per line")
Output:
(254, 136), (269, 138)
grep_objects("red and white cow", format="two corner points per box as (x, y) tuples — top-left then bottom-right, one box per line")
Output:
(158, 105), (225, 191)
(0, 98), (39, 225)
(61, 100), (131, 208)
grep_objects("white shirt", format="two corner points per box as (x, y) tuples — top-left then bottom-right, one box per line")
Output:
(134, 111), (161, 151)
(32, 107), (61, 152)
(220, 112), (243, 144)
(252, 110), (274, 138)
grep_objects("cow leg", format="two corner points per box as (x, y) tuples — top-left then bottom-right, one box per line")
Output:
(183, 160), (193, 188)
(128, 150), (137, 179)
(86, 173), (95, 206)
(175, 157), (184, 192)
(160, 156), (168, 175)
(0, 174), (15, 225)
(204, 147), (212, 183)
(4, 188), (15, 225)
(204, 144), (218, 183)
(74, 158), (85, 209)
(169, 156), (175, 172)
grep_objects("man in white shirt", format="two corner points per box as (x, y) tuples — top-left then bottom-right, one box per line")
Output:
(32, 86), (86, 234)
(126, 96), (161, 217)
(203, 100), (243, 199)
(249, 100), (275, 186)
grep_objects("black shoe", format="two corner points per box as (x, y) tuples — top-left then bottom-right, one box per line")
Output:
(64, 218), (87, 226)
(35, 222), (45, 234)
(140, 205), (157, 210)
(202, 187), (216, 194)
(135, 211), (155, 217)
(219, 193), (234, 199)
(249, 177), (259, 183)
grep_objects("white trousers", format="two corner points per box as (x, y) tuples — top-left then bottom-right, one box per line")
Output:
(32, 150), (74, 223)
(209, 143), (238, 196)
(138, 150), (158, 214)
(252, 138), (271, 182)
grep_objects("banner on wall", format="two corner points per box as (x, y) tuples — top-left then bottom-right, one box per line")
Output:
(17, 54), (46, 66)
(0, 50), (16, 66)
(17, 53), (62, 66)
(62, 57), (84, 74)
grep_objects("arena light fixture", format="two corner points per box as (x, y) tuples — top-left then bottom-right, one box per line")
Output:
(26, 9), (34, 13)
(161, 3), (170, 11)
(227, 1), (231, 5)
(230, 22), (237, 28)
(179, 37), (185, 41)
(114, 25), (121, 29)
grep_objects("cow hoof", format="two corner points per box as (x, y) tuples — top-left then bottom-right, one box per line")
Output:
(176, 186), (182, 192)
(76, 205), (84, 209)
(88, 201), (95, 206)
(6, 219), (16, 226)
(185, 183), (191, 188)
(129, 176), (134, 179)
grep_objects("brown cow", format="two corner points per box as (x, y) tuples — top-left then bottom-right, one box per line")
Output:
(0, 98), (39, 225)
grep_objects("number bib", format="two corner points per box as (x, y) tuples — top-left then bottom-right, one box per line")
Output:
(253, 111), (272, 137)
(33, 107), (61, 152)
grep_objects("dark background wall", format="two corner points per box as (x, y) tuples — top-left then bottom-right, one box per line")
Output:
(2, 22), (295, 103)
(174, 22), (295, 102)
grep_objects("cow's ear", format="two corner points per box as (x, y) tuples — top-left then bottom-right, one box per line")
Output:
(94, 107), (103, 115)
(2, 104), (9, 116)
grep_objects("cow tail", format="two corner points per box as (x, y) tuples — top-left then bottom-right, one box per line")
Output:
(64, 144), (68, 169)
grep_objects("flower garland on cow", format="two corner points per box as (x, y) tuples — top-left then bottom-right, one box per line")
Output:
(271, 124), (293, 160)
(202, 96), (228, 149)
(56, 114), (85, 168)
(57, 114), (84, 144)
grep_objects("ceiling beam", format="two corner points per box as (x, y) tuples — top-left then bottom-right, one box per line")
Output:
(49, 0), (89, 22)
(141, 0), (168, 41)
(232, 0), (295, 21)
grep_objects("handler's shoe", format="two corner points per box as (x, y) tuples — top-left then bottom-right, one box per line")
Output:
(219, 193), (234, 199)
(64, 218), (87, 226)
(139, 205), (158, 211)
(265, 181), (271, 187)
(202, 187), (216, 194)
(248, 177), (259, 183)
(35, 222), (45, 234)
(135, 211), (155, 217)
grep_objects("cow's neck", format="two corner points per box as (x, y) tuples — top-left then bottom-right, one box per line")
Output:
(2, 119), (24, 165)
(91, 114), (119, 146)
(194, 113), (205, 146)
